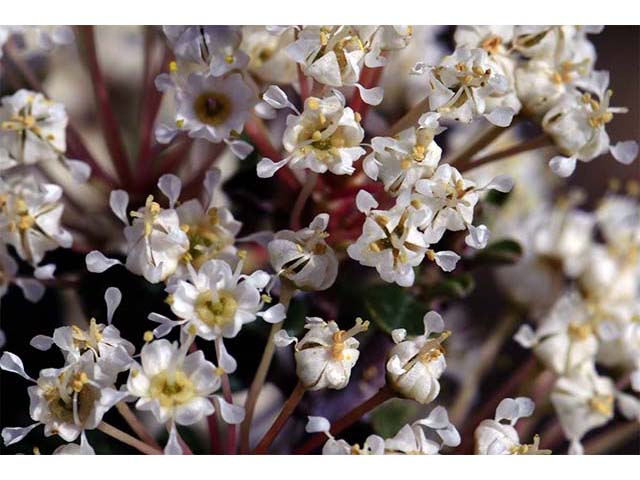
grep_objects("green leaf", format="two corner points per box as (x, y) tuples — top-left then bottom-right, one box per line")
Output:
(473, 239), (523, 266)
(364, 284), (428, 336)
(371, 399), (418, 438)
(424, 272), (475, 301)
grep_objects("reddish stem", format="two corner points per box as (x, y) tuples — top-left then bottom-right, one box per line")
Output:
(79, 26), (132, 187)
(294, 386), (394, 454)
(253, 382), (306, 454)
(349, 64), (385, 123)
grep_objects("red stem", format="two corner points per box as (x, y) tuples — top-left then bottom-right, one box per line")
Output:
(79, 26), (132, 187)
(253, 382), (306, 454)
(349, 64), (385, 123)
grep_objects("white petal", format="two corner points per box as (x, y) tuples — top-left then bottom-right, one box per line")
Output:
(438, 424), (461, 447)
(109, 190), (130, 225)
(484, 175), (514, 193)
(484, 107), (514, 127)
(227, 139), (254, 160)
(263, 85), (291, 109)
(259, 303), (287, 324)
(203, 168), (222, 209)
(549, 155), (577, 178)
(616, 393), (640, 421)
(158, 174), (182, 208)
(514, 397), (535, 419)
(465, 224), (490, 249)
(434, 251), (460, 272)
(216, 340), (237, 374)
(631, 370), (640, 392)
(15, 278), (45, 302)
(0, 352), (34, 381)
(257, 157), (288, 178)
(63, 159), (91, 183)
(164, 424), (183, 455)
(156, 124), (179, 144)
(610, 140), (638, 165)
(86, 251), (121, 273)
(30, 335), (54, 351)
(386, 355), (405, 375)
(495, 398), (519, 423)
(104, 287), (122, 324)
(254, 101), (277, 120)
(354, 84), (384, 106)
(568, 440), (584, 455)
(421, 405), (450, 429)
(423, 311), (444, 334)
(274, 329), (297, 347)
(214, 396), (245, 424)
(34, 264), (56, 280)
(305, 416), (331, 433)
(355, 190), (378, 213)
(514, 325), (537, 348)
(391, 329), (407, 344)
(79, 432), (95, 455)
(2, 424), (38, 446)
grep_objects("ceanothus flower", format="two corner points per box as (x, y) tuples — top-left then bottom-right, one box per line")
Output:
(0, 175), (72, 266)
(363, 113), (444, 196)
(0, 242), (51, 304)
(386, 311), (450, 405)
(474, 397), (550, 455)
(384, 406), (460, 454)
(514, 292), (598, 375)
(162, 26), (249, 76)
(274, 316), (369, 391)
(257, 90), (365, 178)
(126, 337), (244, 454)
(0, 350), (127, 449)
(414, 164), (513, 247)
(268, 213), (338, 292)
(0, 89), (89, 181)
(305, 416), (384, 455)
(421, 47), (517, 127)
(285, 25), (387, 105)
(550, 363), (617, 454)
(543, 71), (638, 177)
(241, 26), (297, 84)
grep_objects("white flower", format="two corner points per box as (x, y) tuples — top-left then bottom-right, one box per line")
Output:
(277, 317), (369, 391)
(423, 47), (516, 126)
(363, 113), (443, 195)
(31, 288), (134, 380)
(474, 397), (550, 455)
(550, 363), (615, 454)
(544, 72), (638, 177)
(512, 26), (600, 62)
(167, 258), (271, 341)
(268, 213), (338, 291)
(514, 292), (598, 375)
(0, 175), (72, 266)
(159, 72), (255, 148)
(286, 26), (385, 104)
(0, 90), (66, 165)
(126, 338), (243, 429)
(241, 26), (297, 84)
(124, 194), (189, 283)
(306, 416), (384, 455)
(163, 26), (249, 76)
(386, 311), (450, 404)
(1, 351), (126, 446)
(257, 92), (365, 178)
(385, 406), (460, 454)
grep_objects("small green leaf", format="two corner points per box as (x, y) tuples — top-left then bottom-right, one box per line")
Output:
(364, 284), (428, 336)
(424, 272), (475, 301)
(371, 399), (418, 438)
(473, 239), (523, 266)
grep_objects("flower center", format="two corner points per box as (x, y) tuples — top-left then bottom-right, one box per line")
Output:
(149, 370), (196, 408)
(194, 92), (232, 126)
(589, 394), (614, 416)
(43, 372), (98, 425)
(195, 290), (238, 327)
(567, 322), (592, 340)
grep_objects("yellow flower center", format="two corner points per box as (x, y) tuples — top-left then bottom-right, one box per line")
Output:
(194, 92), (232, 126)
(149, 370), (196, 408)
(195, 290), (238, 327)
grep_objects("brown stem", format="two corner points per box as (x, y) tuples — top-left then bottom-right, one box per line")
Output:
(294, 385), (395, 455)
(78, 26), (132, 187)
(387, 97), (430, 136)
(584, 422), (640, 454)
(239, 283), (294, 453)
(98, 421), (162, 455)
(446, 124), (509, 166)
(457, 355), (538, 453)
(115, 402), (162, 450)
(253, 382), (306, 454)
(457, 135), (553, 173)
(290, 172), (318, 231)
